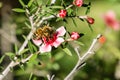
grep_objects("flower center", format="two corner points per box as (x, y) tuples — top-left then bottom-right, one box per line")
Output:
(42, 33), (57, 45)
(33, 25), (55, 40)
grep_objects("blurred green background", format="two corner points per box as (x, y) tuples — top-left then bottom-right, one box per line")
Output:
(0, 0), (120, 80)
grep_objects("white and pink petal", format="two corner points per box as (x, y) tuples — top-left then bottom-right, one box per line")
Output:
(56, 26), (66, 37)
(39, 44), (52, 53)
(32, 39), (42, 46)
(52, 37), (64, 48)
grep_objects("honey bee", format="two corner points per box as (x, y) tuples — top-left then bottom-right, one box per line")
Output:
(33, 25), (54, 40)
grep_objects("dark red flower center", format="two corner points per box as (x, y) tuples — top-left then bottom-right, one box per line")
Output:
(42, 33), (58, 45)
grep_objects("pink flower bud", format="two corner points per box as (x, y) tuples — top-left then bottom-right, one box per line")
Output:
(58, 10), (67, 18)
(86, 16), (95, 24)
(73, 0), (83, 7)
(70, 32), (80, 40)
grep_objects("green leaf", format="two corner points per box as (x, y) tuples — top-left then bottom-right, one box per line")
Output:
(46, 0), (51, 5)
(78, 18), (84, 22)
(28, 54), (38, 67)
(5, 52), (15, 60)
(19, 0), (25, 7)
(50, 6), (63, 9)
(71, 18), (78, 27)
(74, 41), (84, 46)
(29, 54), (37, 62)
(54, 52), (64, 61)
(67, 8), (73, 16)
(85, 2), (91, 14)
(87, 22), (93, 32)
(28, 40), (34, 53)
(0, 55), (5, 64)
(20, 49), (29, 55)
(36, 0), (43, 6)
(28, 0), (34, 7)
(14, 44), (18, 54)
(33, 77), (37, 80)
(63, 48), (72, 56)
(52, 63), (60, 70)
(28, 40), (37, 54)
(12, 8), (25, 13)
(25, 22), (31, 29)
(5, 52), (15, 57)
(85, 7), (90, 14)
(47, 52), (52, 59)
(29, 73), (33, 80)
(56, 17), (63, 22)
(19, 64), (25, 71)
(22, 35), (27, 40)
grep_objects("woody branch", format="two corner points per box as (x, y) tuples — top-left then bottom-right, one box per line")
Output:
(64, 34), (102, 80)
(0, 2), (72, 79)
(0, 1), (93, 80)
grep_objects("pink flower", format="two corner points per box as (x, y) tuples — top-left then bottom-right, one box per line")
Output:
(73, 0), (83, 7)
(70, 32), (80, 40)
(58, 10), (67, 18)
(103, 11), (120, 30)
(33, 26), (66, 53)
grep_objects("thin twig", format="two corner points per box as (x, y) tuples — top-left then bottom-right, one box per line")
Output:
(74, 47), (81, 59)
(64, 34), (102, 80)
(47, 74), (55, 80)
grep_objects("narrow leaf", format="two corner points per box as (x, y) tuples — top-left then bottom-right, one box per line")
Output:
(19, 0), (25, 7)
(67, 8), (73, 16)
(78, 17), (85, 22)
(36, 0), (43, 6)
(12, 8), (25, 13)
(63, 48), (72, 56)
(19, 64), (25, 71)
(29, 73), (33, 80)
(14, 44), (18, 54)
(30, 54), (37, 62)
(85, 2), (91, 14)
(25, 22), (31, 29)
(28, 40), (34, 53)
(32, 45), (37, 52)
(22, 35), (27, 40)
(74, 41), (84, 46)
(56, 17), (63, 22)
(27, 40), (37, 54)
(28, 0), (34, 7)
(71, 18), (78, 27)
(0, 55), (5, 64)
(88, 22), (93, 32)
(20, 49), (29, 55)
(5, 52), (15, 60)
(50, 6), (63, 9)
(5, 52), (15, 57)
(85, 7), (90, 14)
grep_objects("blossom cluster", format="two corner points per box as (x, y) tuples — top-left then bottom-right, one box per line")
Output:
(32, 0), (95, 53)
(33, 26), (81, 53)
